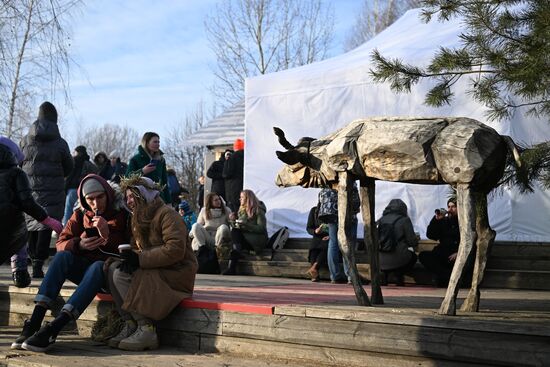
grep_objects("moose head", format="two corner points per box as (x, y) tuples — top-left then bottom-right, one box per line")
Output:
(273, 127), (338, 188)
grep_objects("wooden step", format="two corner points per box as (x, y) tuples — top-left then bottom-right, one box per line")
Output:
(487, 257), (550, 271)
(482, 269), (550, 290)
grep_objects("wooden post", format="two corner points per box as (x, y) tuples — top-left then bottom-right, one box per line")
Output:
(460, 192), (496, 312)
(338, 172), (371, 306)
(439, 183), (477, 315)
(359, 177), (383, 305)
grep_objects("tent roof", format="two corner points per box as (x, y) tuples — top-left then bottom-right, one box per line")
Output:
(187, 101), (244, 147)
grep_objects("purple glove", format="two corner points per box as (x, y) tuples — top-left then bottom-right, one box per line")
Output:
(41, 216), (63, 234)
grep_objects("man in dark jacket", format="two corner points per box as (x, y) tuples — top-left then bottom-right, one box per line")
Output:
(63, 145), (98, 225)
(20, 102), (73, 278)
(223, 140), (244, 212)
(419, 198), (460, 287)
(12, 174), (130, 352)
(0, 138), (63, 288)
(207, 150), (231, 200)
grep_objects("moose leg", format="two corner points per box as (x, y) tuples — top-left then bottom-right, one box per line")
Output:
(338, 172), (370, 306)
(359, 177), (383, 304)
(460, 193), (495, 312)
(439, 183), (477, 316)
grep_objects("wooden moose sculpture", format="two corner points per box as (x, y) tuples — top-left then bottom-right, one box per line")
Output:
(274, 117), (521, 315)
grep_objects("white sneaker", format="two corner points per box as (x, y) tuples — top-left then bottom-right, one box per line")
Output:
(107, 320), (137, 348)
(117, 324), (159, 351)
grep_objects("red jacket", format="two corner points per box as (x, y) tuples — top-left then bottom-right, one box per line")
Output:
(56, 174), (130, 261)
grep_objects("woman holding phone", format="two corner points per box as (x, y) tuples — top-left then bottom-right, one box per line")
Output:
(126, 132), (170, 203)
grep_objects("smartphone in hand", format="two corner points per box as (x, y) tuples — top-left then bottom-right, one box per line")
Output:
(84, 227), (99, 237)
(150, 159), (160, 166)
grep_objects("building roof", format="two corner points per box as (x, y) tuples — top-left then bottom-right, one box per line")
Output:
(186, 101), (245, 147)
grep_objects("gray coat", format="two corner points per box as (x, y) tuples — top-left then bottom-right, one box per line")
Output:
(378, 199), (418, 271)
(20, 118), (73, 230)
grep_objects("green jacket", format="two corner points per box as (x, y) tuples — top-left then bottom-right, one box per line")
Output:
(126, 145), (171, 203)
(236, 201), (268, 253)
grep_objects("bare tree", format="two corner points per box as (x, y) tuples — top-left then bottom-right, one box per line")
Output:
(0, 0), (82, 140)
(164, 104), (207, 211)
(344, 0), (420, 51)
(205, 0), (335, 105)
(75, 124), (140, 161)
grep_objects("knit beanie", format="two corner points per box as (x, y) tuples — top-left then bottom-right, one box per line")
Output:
(178, 200), (191, 214)
(233, 138), (244, 151)
(82, 178), (106, 196)
(38, 101), (58, 123)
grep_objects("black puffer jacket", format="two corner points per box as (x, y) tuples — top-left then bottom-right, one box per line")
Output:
(20, 102), (73, 230)
(0, 144), (47, 234)
(222, 149), (244, 211)
(207, 155), (226, 199)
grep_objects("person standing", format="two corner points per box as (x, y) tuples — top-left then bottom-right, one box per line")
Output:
(106, 176), (197, 351)
(94, 151), (111, 180)
(20, 102), (73, 278)
(107, 150), (127, 184)
(0, 138), (63, 288)
(207, 149), (231, 201)
(378, 199), (418, 286)
(63, 145), (97, 225)
(126, 132), (170, 204)
(223, 139), (244, 212)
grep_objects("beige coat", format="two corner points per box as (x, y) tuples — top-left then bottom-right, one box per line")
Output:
(122, 205), (198, 320)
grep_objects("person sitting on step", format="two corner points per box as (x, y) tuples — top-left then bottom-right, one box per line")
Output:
(190, 192), (231, 253)
(378, 199), (419, 286)
(106, 176), (197, 351)
(305, 202), (329, 282)
(418, 198), (461, 287)
(12, 174), (130, 352)
(222, 189), (268, 275)
(178, 200), (197, 231)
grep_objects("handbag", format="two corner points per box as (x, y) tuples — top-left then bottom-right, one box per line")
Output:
(318, 188), (338, 223)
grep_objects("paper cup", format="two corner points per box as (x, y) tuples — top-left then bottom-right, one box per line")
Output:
(118, 244), (132, 253)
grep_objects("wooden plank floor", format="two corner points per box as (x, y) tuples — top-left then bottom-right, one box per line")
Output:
(1, 265), (549, 366)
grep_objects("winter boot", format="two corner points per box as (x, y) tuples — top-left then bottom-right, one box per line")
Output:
(21, 323), (57, 352)
(222, 244), (242, 275)
(117, 324), (159, 351)
(107, 319), (137, 348)
(11, 319), (39, 350)
(12, 269), (31, 288)
(32, 260), (44, 279)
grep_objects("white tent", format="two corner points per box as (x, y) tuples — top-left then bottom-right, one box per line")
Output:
(244, 9), (550, 242)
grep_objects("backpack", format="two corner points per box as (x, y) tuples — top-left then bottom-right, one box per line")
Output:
(268, 226), (289, 260)
(377, 216), (402, 253)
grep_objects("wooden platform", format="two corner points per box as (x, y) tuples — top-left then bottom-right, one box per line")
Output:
(233, 240), (550, 290)
(1, 267), (549, 366)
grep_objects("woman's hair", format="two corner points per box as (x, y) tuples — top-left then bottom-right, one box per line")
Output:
(140, 132), (160, 154)
(240, 189), (260, 218)
(204, 192), (225, 220)
(127, 186), (164, 249)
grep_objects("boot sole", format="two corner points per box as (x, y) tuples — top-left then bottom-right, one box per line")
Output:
(21, 341), (53, 353)
(117, 341), (159, 351)
(11, 342), (23, 350)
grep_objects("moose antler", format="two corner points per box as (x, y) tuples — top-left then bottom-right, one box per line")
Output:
(273, 127), (295, 150)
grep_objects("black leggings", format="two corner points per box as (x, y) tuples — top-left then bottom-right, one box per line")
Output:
(230, 227), (254, 252)
(27, 229), (53, 261)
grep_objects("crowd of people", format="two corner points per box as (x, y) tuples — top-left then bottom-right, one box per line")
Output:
(0, 101), (464, 353)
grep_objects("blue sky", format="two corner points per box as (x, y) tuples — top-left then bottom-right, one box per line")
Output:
(63, 0), (362, 143)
